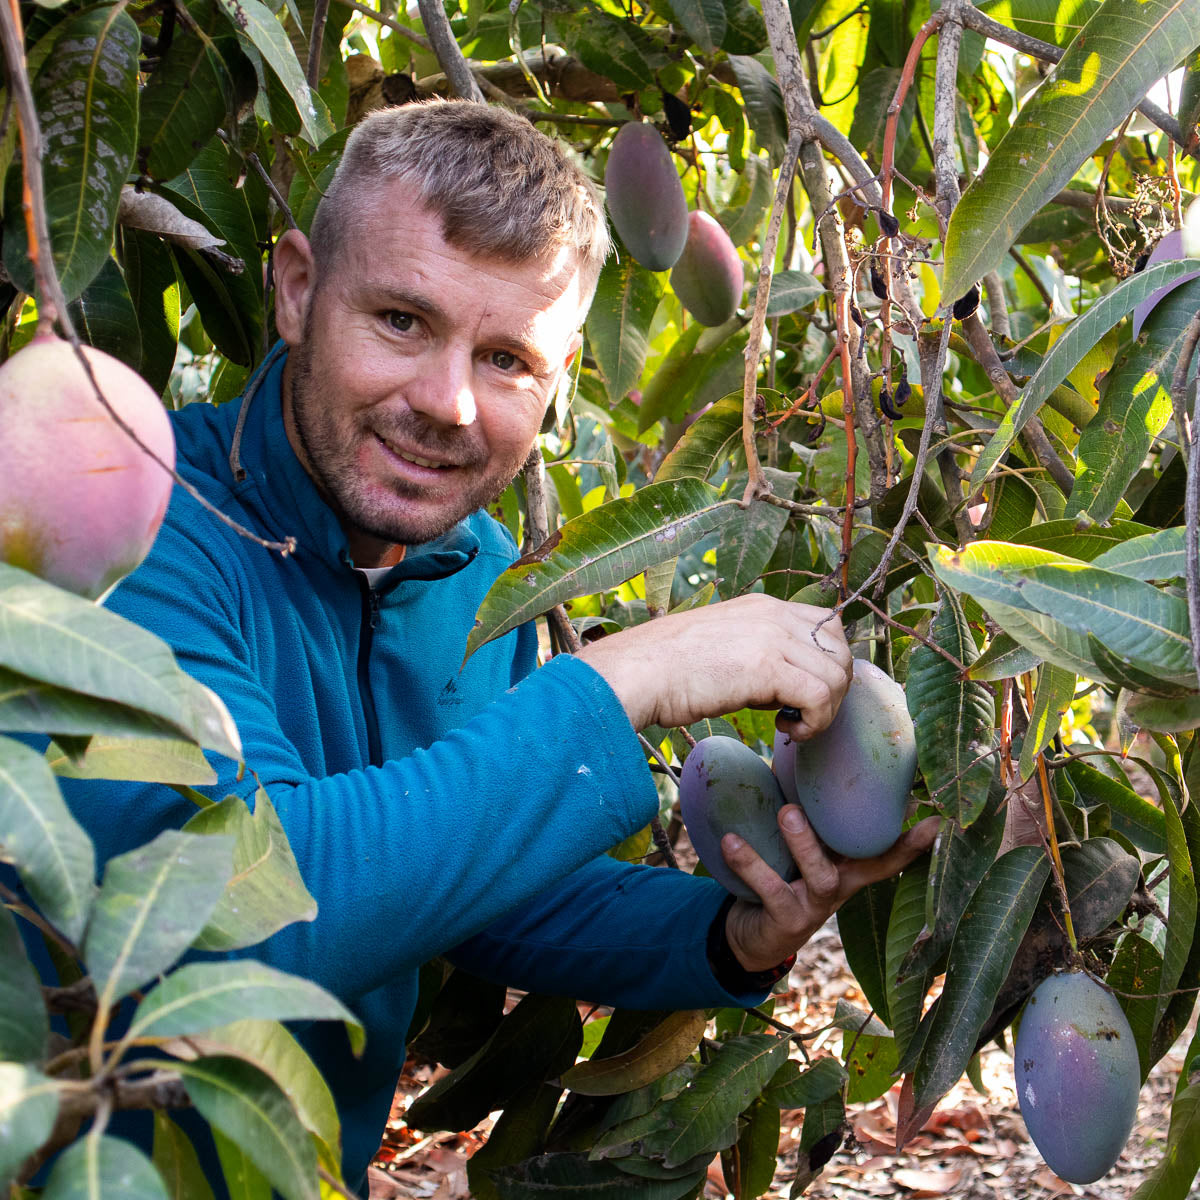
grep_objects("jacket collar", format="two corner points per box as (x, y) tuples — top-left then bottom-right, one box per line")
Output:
(226, 342), (481, 586)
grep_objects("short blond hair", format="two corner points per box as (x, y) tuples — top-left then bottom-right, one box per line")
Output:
(308, 100), (609, 299)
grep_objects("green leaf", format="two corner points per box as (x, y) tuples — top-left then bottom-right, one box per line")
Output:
(121, 227), (182, 397)
(720, 0), (767, 53)
(905, 592), (995, 827)
(215, 0), (332, 145)
(761, 1056), (847, 1108)
(1125, 692), (1200, 733)
(911, 846), (1050, 1109)
(167, 1018), (340, 1164)
(129, 961), (362, 1050)
(1129, 1079), (1200, 1200)
(968, 632), (1042, 681)
(0, 904), (49, 1062)
(654, 393), (744, 482)
(1109, 932), (1163, 1079)
(1008, 560), (1195, 682)
(842, 1027), (898, 1104)
(715, 471), (795, 599)
(84, 830), (234, 1006)
(2, 5), (140, 300)
(1092, 526), (1186, 580)
(928, 542), (1164, 683)
(727, 56), (786, 163)
(0, 565), (241, 760)
(212, 1127), (272, 1200)
(183, 790), (317, 952)
(664, 0), (726, 52)
(885, 861), (932, 1055)
(1152, 787), (1200, 1069)
(47, 735), (215, 785)
(969, 260), (1200, 489)
(748, 268), (825, 317)
(67, 258), (142, 371)
(465, 480), (740, 657)
(1158, 785), (1198, 1032)
(731, 1099), (780, 1199)
(719, 156), (772, 246)
(0, 735), (96, 943)
(1017, 663), (1077, 782)
(1066, 758), (1167, 854)
(586, 257), (664, 405)
(493, 1153), (703, 1200)
(468, 1080), (563, 1200)
(640, 1034), (789, 1167)
(139, 0), (256, 181)
(836, 879), (896, 1028)
(1067, 277), (1200, 521)
(574, 12), (667, 91)
(900, 771), (1007, 984)
(0, 1064), (59, 1183)
(41, 1133), (167, 1200)
(407, 993), (582, 1133)
(176, 1056), (318, 1200)
(942, 0), (1200, 298)
(153, 1113), (216, 1200)
(0, 666), (196, 743)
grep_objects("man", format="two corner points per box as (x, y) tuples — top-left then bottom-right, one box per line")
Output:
(68, 100), (937, 1190)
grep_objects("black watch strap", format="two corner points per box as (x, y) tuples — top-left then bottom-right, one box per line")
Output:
(706, 894), (796, 994)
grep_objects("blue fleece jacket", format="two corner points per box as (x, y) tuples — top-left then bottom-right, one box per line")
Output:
(53, 345), (765, 1190)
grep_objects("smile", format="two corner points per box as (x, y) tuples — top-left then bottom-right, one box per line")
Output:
(378, 435), (452, 470)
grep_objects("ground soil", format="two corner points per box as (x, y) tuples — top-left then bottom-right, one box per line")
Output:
(367, 918), (1198, 1200)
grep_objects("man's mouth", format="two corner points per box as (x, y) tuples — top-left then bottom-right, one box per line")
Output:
(378, 434), (454, 470)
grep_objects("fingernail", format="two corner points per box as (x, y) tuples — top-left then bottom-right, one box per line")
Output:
(782, 806), (806, 832)
(724, 833), (744, 851)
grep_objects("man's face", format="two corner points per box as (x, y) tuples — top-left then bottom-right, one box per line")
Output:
(274, 179), (585, 566)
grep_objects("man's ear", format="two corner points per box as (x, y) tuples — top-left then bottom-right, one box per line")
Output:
(273, 229), (316, 346)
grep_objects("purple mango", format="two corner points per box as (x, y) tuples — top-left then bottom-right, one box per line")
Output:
(790, 659), (916, 859)
(1015, 971), (1140, 1184)
(679, 735), (797, 901)
(604, 123), (688, 272)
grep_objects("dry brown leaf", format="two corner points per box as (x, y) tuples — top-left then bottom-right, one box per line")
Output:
(118, 188), (226, 251)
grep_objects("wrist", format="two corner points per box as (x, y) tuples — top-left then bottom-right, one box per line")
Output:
(706, 895), (796, 993)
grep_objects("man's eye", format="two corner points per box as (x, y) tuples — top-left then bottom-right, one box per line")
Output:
(491, 350), (520, 371)
(386, 311), (415, 333)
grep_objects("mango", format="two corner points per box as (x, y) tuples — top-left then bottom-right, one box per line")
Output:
(604, 123), (688, 272)
(679, 735), (797, 900)
(1014, 971), (1139, 1184)
(0, 334), (175, 599)
(789, 659), (916, 859)
(669, 212), (743, 326)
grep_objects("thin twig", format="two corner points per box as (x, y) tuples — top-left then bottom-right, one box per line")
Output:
(741, 133), (802, 504)
(416, 0), (483, 101)
(341, 0), (433, 51)
(305, 0), (330, 90)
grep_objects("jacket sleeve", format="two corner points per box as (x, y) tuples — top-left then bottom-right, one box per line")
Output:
(66, 513), (666, 1003)
(447, 854), (775, 1011)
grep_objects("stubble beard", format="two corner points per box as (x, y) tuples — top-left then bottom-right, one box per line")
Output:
(287, 332), (526, 549)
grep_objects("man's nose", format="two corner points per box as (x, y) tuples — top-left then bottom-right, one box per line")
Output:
(406, 348), (477, 427)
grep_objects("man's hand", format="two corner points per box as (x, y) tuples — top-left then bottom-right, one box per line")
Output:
(576, 594), (852, 738)
(720, 804), (941, 973)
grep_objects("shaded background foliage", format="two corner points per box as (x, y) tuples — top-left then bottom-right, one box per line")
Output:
(2, 0), (1200, 1196)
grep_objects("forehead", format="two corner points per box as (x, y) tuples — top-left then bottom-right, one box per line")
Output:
(329, 178), (585, 318)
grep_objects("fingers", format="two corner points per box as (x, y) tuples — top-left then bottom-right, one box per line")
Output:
(839, 814), (942, 891)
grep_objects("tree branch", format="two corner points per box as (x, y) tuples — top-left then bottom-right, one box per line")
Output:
(416, 0), (483, 101)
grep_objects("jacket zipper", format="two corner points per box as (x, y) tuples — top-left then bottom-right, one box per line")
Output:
(357, 578), (384, 767)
